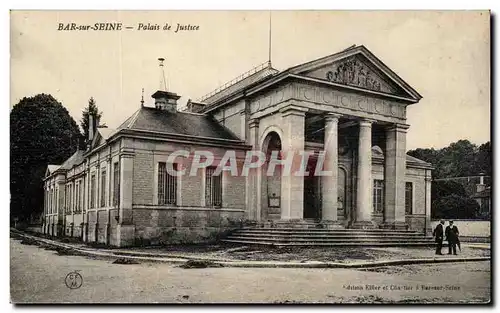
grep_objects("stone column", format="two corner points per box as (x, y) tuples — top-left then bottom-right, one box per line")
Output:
(43, 186), (47, 234)
(280, 105), (306, 220)
(247, 118), (260, 221)
(321, 113), (341, 223)
(353, 119), (374, 228)
(83, 162), (90, 242)
(117, 148), (135, 247)
(425, 169), (432, 235)
(383, 123), (409, 229)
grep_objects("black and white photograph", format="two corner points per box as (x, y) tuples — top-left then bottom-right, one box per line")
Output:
(9, 9), (491, 304)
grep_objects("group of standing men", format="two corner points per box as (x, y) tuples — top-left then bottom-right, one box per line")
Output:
(433, 220), (460, 255)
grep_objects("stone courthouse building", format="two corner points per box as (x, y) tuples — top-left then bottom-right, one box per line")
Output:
(43, 45), (433, 247)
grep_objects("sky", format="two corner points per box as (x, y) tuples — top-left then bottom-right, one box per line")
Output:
(10, 10), (490, 150)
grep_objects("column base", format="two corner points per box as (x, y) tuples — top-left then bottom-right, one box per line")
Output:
(351, 221), (377, 229)
(380, 221), (408, 230)
(114, 224), (135, 247)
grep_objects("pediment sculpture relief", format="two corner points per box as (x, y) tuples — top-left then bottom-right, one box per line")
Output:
(326, 58), (383, 92)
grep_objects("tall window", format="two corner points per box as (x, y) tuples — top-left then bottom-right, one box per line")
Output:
(78, 180), (82, 212)
(73, 183), (76, 212)
(81, 179), (85, 212)
(158, 162), (178, 205)
(205, 166), (222, 207)
(405, 182), (413, 215)
(113, 162), (120, 206)
(90, 174), (96, 209)
(373, 180), (384, 213)
(76, 182), (80, 213)
(66, 186), (70, 213)
(51, 189), (54, 213)
(101, 169), (107, 207)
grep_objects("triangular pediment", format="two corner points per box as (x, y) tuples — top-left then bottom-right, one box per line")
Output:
(90, 132), (102, 150)
(290, 45), (422, 101)
(90, 128), (115, 150)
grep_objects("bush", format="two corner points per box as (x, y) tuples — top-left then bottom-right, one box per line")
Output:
(432, 194), (480, 219)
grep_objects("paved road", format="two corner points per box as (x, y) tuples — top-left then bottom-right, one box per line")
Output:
(10, 238), (491, 304)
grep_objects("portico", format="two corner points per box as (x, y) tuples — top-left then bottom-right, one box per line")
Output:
(202, 45), (432, 231)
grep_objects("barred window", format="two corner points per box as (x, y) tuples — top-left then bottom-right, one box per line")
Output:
(90, 174), (96, 209)
(373, 180), (384, 213)
(113, 162), (120, 206)
(205, 166), (222, 207)
(405, 182), (413, 215)
(101, 169), (107, 207)
(158, 162), (178, 205)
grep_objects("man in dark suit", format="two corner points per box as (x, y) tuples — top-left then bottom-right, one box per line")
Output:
(433, 219), (445, 255)
(445, 220), (460, 255)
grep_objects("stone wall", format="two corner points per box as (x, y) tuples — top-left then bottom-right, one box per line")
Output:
(405, 214), (427, 232)
(132, 206), (245, 245)
(430, 220), (490, 239)
(64, 213), (83, 238)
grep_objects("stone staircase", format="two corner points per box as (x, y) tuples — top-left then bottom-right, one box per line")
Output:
(222, 227), (435, 247)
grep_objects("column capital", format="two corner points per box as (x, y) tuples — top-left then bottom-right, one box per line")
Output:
(119, 148), (135, 158)
(386, 123), (410, 132)
(279, 105), (308, 118)
(324, 112), (342, 122)
(359, 118), (375, 127)
(248, 118), (259, 129)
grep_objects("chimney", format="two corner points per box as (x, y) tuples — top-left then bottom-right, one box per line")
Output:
(152, 90), (181, 113)
(152, 57), (180, 112)
(89, 114), (94, 142)
(476, 172), (486, 193)
(186, 99), (206, 113)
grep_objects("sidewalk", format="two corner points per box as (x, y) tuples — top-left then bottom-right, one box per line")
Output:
(11, 230), (490, 269)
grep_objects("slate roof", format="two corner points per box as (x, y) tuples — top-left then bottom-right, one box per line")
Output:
(200, 64), (279, 105)
(406, 154), (433, 167)
(372, 147), (432, 168)
(97, 127), (115, 140)
(117, 106), (241, 141)
(47, 165), (61, 174)
(60, 150), (85, 170)
(200, 45), (421, 113)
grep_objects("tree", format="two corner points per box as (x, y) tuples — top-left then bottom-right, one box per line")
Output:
(437, 140), (478, 178)
(408, 140), (487, 179)
(410, 139), (491, 220)
(80, 97), (102, 147)
(432, 194), (480, 220)
(475, 141), (491, 177)
(10, 94), (82, 221)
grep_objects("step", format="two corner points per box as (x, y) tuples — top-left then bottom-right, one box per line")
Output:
(233, 231), (429, 236)
(241, 228), (422, 233)
(231, 234), (430, 240)
(233, 230), (425, 237)
(225, 236), (434, 243)
(221, 239), (435, 247)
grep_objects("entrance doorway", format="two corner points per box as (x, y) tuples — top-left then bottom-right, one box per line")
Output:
(303, 154), (322, 219)
(261, 131), (282, 220)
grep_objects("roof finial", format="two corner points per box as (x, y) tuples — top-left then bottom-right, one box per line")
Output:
(158, 57), (167, 91)
(268, 11), (272, 67)
(140, 88), (144, 107)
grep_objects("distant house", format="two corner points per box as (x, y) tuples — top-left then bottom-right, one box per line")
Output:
(472, 174), (491, 219)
